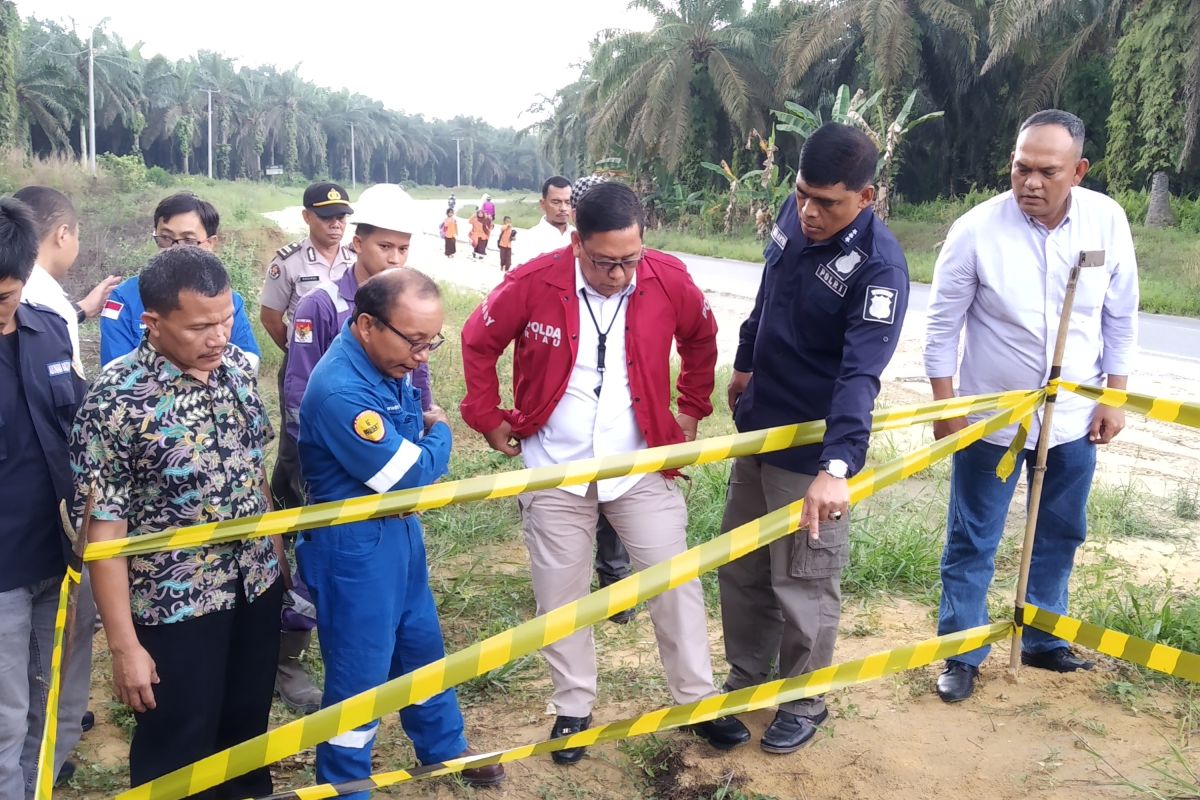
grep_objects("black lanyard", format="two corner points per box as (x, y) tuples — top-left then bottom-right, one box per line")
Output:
(580, 288), (626, 397)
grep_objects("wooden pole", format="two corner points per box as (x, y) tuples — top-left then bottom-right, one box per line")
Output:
(1009, 250), (1098, 676)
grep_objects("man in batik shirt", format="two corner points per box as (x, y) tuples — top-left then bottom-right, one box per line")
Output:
(71, 246), (286, 798)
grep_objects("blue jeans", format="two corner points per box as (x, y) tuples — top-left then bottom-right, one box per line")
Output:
(938, 435), (1096, 668)
(298, 516), (466, 800)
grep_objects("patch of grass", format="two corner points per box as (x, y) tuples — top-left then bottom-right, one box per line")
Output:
(1087, 478), (1166, 540)
(843, 491), (947, 603)
(1174, 482), (1200, 521)
(1074, 575), (1200, 655)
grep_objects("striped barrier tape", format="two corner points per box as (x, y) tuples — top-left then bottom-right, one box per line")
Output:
(32, 567), (79, 800)
(120, 392), (1043, 800)
(84, 390), (1034, 562)
(254, 620), (1014, 799)
(1023, 605), (1200, 683)
(1060, 382), (1200, 430)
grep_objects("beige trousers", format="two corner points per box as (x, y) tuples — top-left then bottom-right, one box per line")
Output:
(518, 474), (716, 717)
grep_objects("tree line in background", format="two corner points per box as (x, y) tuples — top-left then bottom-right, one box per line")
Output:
(527, 0), (1199, 228)
(0, 0), (1196, 230)
(0, 6), (548, 190)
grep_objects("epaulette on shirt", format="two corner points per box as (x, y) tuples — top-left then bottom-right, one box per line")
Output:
(275, 240), (304, 260)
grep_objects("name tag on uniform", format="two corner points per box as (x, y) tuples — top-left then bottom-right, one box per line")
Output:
(299, 275), (320, 282)
(770, 224), (788, 250)
(46, 359), (73, 376)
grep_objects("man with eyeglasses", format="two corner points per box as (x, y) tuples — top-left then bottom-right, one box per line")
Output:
(296, 269), (504, 793)
(99, 193), (260, 371)
(461, 181), (750, 764)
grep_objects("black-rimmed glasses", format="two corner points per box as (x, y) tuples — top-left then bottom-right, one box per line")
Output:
(581, 244), (643, 274)
(373, 316), (445, 354)
(151, 233), (216, 249)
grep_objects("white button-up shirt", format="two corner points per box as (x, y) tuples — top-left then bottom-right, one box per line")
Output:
(520, 262), (646, 501)
(924, 187), (1139, 448)
(21, 264), (84, 375)
(518, 217), (574, 264)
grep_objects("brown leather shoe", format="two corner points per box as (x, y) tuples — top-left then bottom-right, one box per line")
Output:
(457, 748), (505, 787)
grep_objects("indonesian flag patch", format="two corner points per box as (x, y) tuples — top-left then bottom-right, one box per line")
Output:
(100, 299), (124, 320)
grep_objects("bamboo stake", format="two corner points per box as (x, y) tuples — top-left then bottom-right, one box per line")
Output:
(1009, 250), (1101, 676)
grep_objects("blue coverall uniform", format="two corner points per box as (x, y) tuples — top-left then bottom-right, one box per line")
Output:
(296, 320), (465, 794)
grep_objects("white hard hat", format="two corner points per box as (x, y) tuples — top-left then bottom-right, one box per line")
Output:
(352, 184), (419, 235)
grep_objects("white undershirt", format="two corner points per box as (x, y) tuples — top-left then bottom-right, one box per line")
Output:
(520, 261), (646, 501)
(21, 264), (84, 375)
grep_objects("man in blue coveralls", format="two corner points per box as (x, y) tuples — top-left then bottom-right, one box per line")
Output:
(718, 123), (910, 754)
(297, 268), (504, 793)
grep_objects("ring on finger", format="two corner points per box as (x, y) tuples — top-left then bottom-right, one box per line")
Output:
(831, 510), (843, 521)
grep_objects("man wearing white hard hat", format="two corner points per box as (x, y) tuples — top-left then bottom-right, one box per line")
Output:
(283, 184), (432, 447)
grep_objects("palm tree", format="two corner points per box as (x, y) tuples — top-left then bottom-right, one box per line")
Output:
(776, 0), (979, 101)
(585, 0), (772, 170)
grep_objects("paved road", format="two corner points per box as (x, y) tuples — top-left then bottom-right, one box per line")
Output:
(670, 252), (1200, 362)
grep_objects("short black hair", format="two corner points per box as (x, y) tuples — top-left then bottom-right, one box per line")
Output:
(574, 181), (644, 241)
(139, 246), (230, 314)
(503, 215), (511, 223)
(1019, 109), (1086, 152)
(13, 186), (78, 241)
(799, 123), (879, 191)
(542, 176), (571, 197)
(154, 192), (220, 237)
(355, 222), (380, 240)
(356, 268), (440, 326)
(0, 197), (40, 284)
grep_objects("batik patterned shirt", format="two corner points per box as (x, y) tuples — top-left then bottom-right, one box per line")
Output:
(70, 339), (280, 625)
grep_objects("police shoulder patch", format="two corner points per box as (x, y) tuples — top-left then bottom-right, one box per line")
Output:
(268, 264), (281, 280)
(863, 285), (898, 324)
(353, 410), (386, 443)
(275, 240), (303, 260)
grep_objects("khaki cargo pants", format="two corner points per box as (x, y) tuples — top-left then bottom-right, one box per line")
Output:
(717, 456), (850, 716)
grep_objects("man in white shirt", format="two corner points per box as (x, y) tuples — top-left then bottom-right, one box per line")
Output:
(15, 186), (120, 375)
(460, 181), (750, 763)
(924, 110), (1139, 703)
(517, 176), (575, 263)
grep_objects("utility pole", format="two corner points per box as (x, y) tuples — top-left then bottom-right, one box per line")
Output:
(205, 89), (214, 179)
(452, 136), (463, 187)
(349, 122), (356, 188)
(87, 30), (96, 174)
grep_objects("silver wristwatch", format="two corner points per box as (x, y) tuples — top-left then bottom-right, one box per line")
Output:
(820, 459), (849, 479)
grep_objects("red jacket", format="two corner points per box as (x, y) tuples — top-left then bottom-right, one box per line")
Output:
(460, 246), (718, 449)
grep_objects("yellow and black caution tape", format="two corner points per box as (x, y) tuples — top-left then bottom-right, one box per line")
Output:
(85, 390), (1034, 562)
(120, 393), (1043, 800)
(32, 567), (79, 800)
(1023, 605), (1200, 683)
(255, 620), (1014, 799)
(1060, 382), (1200, 430)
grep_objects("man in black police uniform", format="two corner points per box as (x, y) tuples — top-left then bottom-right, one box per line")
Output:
(718, 123), (909, 754)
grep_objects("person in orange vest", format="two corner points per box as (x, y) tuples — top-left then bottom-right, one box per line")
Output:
(440, 208), (458, 259)
(497, 215), (516, 271)
(469, 210), (487, 261)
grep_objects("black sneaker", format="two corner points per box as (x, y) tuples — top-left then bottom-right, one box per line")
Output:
(549, 714), (592, 765)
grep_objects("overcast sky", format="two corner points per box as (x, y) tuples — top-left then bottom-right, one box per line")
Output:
(19, 0), (655, 129)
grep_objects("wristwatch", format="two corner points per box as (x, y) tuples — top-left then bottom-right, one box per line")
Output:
(73, 302), (86, 324)
(819, 459), (849, 479)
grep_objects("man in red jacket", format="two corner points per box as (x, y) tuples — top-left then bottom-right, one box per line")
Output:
(461, 181), (750, 763)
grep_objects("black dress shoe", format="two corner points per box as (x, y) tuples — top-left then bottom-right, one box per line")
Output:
(55, 760), (76, 787)
(549, 714), (592, 765)
(689, 715), (751, 750)
(760, 708), (828, 754)
(81, 710), (95, 732)
(936, 661), (979, 703)
(1022, 647), (1094, 673)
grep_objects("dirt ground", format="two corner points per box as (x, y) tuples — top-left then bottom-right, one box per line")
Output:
(57, 209), (1198, 799)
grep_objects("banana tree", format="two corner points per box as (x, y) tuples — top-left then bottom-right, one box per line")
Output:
(772, 84), (941, 221)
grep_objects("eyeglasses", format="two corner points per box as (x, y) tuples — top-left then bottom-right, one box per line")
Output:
(151, 233), (215, 249)
(373, 316), (446, 354)
(582, 245), (643, 274)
